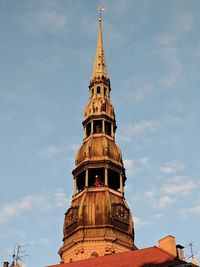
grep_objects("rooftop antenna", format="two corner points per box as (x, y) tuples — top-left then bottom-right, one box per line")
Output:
(97, 6), (106, 21)
(9, 244), (29, 266)
(189, 242), (194, 259)
(185, 241), (199, 264)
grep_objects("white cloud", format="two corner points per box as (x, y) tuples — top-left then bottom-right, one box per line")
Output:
(68, 143), (79, 152)
(160, 181), (196, 195)
(134, 216), (147, 227)
(144, 191), (155, 198)
(54, 191), (68, 207)
(124, 120), (160, 141)
(138, 175), (197, 209)
(29, 9), (67, 31)
(156, 195), (175, 208)
(181, 202), (200, 216)
(133, 83), (155, 102)
(39, 145), (59, 157)
(121, 80), (155, 103)
(160, 160), (185, 174)
(138, 158), (152, 168)
(159, 45), (183, 89)
(0, 189), (68, 224)
(0, 195), (35, 223)
(117, 78), (156, 106)
(124, 157), (152, 175)
(157, 13), (194, 89)
(29, 237), (52, 247)
(124, 159), (134, 170)
(134, 213), (163, 228)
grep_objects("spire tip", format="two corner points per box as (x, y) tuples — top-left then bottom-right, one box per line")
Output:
(97, 7), (106, 21)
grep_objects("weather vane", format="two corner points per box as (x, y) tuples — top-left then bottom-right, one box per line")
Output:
(97, 6), (106, 21)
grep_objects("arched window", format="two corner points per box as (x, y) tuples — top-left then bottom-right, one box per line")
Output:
(90, 252), (99, 258)
(88, 168), (104, 187)
(105, 121), (111, 136)
(108, 169), (120, 191)
(94, 120), (102, 133)
(77, 171), (85, 191)
(86, 123), (91, 137)
(97, 86), (101, 94)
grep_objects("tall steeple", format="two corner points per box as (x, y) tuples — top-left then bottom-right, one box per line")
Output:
(90, 13), (109, 82)
(59, 13), (136, 263)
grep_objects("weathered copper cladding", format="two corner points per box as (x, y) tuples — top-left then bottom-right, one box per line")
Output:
(59, 16), (136, 263)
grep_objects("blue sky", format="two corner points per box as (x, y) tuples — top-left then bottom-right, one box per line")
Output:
(0, 0), (200, 266)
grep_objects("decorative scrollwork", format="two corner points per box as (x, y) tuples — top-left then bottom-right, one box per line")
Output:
(65, 206), (78, 226)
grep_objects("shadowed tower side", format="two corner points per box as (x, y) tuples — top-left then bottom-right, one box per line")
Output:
(58, 12), (136, 263)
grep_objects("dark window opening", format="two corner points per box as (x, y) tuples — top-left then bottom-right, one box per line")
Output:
(94, 120), (102, 133)
(97, 86), (101, 94)
(88, 168), (104, 187)
(90, 252), (99, 258)
(86, 123), (91, 137)
(101, 102), (106, 112)
(108, 169), (120, 191)
(104, 87), (107, 96)
(105, 121), (111, 136)
(92, 88), (94, 96)
(77, 171), (85, 191)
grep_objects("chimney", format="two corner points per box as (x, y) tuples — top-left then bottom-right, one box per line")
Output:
(158, 235), (177, 257)
(176, 244), (185, 260)
(158, 235), (186, 261)
(3, 263), (9, 267)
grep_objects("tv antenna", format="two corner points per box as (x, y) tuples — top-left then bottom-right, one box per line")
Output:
(11, 244), (29, 266)
(185, 241), (199, 263)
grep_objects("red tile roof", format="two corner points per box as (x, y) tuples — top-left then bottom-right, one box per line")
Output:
(47, 246), (186, 267)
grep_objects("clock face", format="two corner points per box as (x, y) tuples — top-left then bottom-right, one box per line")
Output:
(114, 204), (129, 222)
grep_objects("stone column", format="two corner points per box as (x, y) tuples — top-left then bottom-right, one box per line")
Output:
(85, 170), (89, 187)
(74, 177), (77, 195)
(120, 174), (124, 195)
(84, 126), (86, 138)
(91, 121), (94, 134)
(111, 124), (114, 138)
(102, 119), (105, 133)
(105, 168), (108, 186)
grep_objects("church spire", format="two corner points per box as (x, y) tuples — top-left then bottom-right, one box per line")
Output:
(90, 8), (109, 82)
(58, 12), (135, 263)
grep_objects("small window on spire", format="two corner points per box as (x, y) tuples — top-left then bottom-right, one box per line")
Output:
(105, 121), (111, 136)
(94, 120), (102, 133)
(104, 87), (107, 96)
(97, 86), (101, 94)
(86, 123), (91, 137)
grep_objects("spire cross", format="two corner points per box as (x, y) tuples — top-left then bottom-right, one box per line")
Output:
(98, 7), (106, 21)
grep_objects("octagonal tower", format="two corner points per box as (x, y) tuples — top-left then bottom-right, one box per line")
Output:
(59, 14), (136, 263)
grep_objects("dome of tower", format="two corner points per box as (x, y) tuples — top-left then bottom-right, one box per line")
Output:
(60, 187), (135, 260)
(75, 135), (123, 166)
(84, 97), (115, 120)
